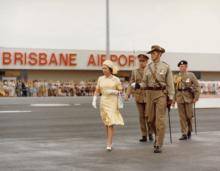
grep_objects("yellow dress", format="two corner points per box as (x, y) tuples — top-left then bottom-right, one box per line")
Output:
(96, 75), (124, 126)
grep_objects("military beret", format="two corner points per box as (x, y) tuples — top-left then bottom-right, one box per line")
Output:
(178, 60), (188, 67)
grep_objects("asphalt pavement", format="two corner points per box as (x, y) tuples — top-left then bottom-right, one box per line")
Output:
(0, 97), (219, 171)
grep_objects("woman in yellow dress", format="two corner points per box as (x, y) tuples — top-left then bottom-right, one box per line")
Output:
(92, 60), (124, 151)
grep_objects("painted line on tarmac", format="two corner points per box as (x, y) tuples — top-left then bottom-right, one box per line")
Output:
(30, 104), (70, 107)
(0, 110), (31, 113)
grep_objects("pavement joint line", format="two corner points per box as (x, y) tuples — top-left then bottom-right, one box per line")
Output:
(0, 110), (32, 113)
(30, 104), (71, 107)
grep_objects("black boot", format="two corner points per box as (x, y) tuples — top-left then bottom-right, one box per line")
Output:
(179, 134), (187, 140)
(187, 131), (191, 139)
(149, 134), (154, 141)
(154, 146), (162, 153)
(139, 136), (147, 142)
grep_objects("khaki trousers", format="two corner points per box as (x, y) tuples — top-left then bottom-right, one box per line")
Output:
(146, 91), (167, 147)
(177, 102), (193, 135)
(136, 102), (153, 137)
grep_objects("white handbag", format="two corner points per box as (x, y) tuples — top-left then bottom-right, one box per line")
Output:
(118, 94), (124, 109)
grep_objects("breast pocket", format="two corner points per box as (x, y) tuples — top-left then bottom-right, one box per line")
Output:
(158, 68), (167, 81)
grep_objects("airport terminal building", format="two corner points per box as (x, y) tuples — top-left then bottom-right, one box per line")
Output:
(0, 47), (219, 82)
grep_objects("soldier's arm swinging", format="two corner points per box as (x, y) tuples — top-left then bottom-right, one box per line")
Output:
(166, 67), (175, 102)
(125, 70), (135, 100)
(166, 67), (175, 112)
(191, 73), (201, 102)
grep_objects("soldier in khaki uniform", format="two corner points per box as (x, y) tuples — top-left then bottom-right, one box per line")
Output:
(125, 54), (153, 142)
(172, 60), (200, 140)
(134, 45), (174, 153)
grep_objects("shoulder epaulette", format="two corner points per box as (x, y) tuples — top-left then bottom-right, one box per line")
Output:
(162, 61), (169, 66)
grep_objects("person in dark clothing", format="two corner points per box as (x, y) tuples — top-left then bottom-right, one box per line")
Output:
(22, 82), (27, 97)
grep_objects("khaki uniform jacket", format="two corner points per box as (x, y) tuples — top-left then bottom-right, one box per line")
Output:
(126, 68), (146, 103)
(174, 72), (200, 103)
(141, 61), (175, 100)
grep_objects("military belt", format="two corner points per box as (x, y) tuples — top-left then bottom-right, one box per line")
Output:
(177, 88), (190, 92)
(145, 86), (166, 91)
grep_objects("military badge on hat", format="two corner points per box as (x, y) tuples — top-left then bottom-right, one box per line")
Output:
(178, 60), (188, 67)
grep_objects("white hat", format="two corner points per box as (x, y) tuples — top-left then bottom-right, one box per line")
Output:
(103, 60), (119, 74)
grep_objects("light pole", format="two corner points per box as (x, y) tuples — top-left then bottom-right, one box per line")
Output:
(106, 0), (110, 58)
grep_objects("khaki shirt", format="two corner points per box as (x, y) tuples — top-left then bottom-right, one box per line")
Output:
(174, 72), (200, 103)
(141, 61), (175, 100)
(126, 68), (147, 103)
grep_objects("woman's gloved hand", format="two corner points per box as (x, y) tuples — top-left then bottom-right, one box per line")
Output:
(92, 96), (97, 109)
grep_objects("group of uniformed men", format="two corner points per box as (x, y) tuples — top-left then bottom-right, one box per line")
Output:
(125, 45), (201, 153)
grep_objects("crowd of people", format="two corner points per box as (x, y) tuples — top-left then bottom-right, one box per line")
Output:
(0, 79), (219, 97)
(0, 80), (97, 97)
(199, 81), (220, 95)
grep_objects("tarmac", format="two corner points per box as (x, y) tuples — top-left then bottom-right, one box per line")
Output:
(0, 97), (219, 171)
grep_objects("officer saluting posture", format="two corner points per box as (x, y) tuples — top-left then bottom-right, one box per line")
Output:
(133, 45), (174, 153)
(125, 54), (153, 142)
(172, 60), (200, 140)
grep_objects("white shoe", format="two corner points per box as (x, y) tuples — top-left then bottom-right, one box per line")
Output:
(106, 146), (112, 151)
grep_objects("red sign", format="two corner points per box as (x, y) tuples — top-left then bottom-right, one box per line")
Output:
(87, 54), (136, 67)
(2, 52), (77, 66)
(0, 48), (137, 70)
